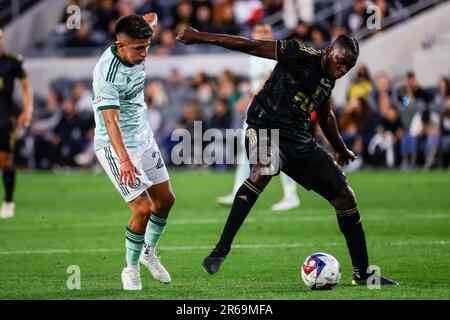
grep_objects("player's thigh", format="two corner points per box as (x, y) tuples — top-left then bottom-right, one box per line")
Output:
(281, 145), (347, 201)
(141, 139), (170, 186)
(127, 191), (152, 217)
(95, 146), (152, 203)
(308, 148), (348, 202)
(0, 151), (13, 168)
(244, 126), (278, 188)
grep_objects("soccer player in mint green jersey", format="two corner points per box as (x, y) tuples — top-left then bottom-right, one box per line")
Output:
(92, 13), (175, 290)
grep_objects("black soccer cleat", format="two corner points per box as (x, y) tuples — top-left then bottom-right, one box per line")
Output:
(351, 271), (399, 286)
(202, 248), (229, 274)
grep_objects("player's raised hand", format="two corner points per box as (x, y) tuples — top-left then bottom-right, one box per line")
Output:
(335, 148), (357, 167)
(119, 159), (141, 187)
(176, 26), (201, 45)
(143, 12), (158, 28)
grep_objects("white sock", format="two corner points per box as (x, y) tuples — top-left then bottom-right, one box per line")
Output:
(143, 243), (156, 256)
(126, 264), (139, 271)
(232, 152), (250, 195)
(280, 173), (297, 199)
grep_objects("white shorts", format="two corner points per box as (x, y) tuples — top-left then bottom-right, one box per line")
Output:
(95, 138), (169, 203)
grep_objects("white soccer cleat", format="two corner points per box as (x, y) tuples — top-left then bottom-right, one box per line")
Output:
(271, 196), (300, 212)
(140, 246), (171, 284)
(216, 193), (235, 206)
(0, 202), (15, 219)
(121, 266), (142, 291)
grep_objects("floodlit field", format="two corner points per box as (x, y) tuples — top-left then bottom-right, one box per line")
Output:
(0, 170), (449, 299)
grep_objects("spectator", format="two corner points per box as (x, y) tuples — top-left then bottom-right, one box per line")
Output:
(433, 76), (450, 107)
(339, 97), (374, 165)
(209, 98), (232, 130)
(116, 0), (136, 17)
(193, 5), (218, 33)
(64, 20), (96, 49)
(368, 105), (404, 168)
(32, 90), (63, 169)
(345, 0), (370, 33)
(52, 98), (90, 168)
(92, 0), (118, 35)
(330, 25), (349, 42)
(440, 97), (450, 168)
(72, 82), (92, 114)
(369, 72), (398, 112)
(309, 24), (329, 49)
(408, 109), (440, 169)
(137, 0), (165, 24)
(173, 0), (194, 34)
(348, 65), (373, 102)
(287, 20), (310, 42)
(282, 0), (315, 29)
(214, 2), (240, 35)
(152, 29), (178, 55)
(398, 71), (431, 106)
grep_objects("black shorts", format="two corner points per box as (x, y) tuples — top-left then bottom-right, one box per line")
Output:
(0, 119), (16, 153)
(245, 126), (348, 201)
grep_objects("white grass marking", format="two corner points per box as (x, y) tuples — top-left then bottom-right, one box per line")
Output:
(0, 240), (447, 255)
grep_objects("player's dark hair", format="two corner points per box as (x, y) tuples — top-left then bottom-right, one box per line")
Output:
(115, 15), (153, 39)
(334, 34), (359, 56)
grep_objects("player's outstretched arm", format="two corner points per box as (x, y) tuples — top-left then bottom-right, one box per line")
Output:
(176, 26), (276, 60)
(316, 99), (356, 166)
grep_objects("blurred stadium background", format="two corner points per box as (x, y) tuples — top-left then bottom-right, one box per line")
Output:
(2, 0), (450, 172)
(1, 0), (450, 300)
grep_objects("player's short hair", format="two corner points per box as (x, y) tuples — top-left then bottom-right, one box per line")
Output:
(115, 15), (153, 39)
(334, 34), (359, 57)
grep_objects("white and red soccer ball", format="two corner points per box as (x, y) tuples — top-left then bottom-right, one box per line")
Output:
(301, 252), (341, 290)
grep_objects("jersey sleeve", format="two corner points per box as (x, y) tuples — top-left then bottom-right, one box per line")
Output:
(14, 56), (27, 79)
(92, 80), (121, 111)
(276, 40), (317, 70)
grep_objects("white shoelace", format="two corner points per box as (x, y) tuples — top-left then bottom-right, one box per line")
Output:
(126, 269), (140, 284)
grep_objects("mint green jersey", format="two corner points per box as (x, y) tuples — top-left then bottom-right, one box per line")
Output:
(92, 44), (152, 150)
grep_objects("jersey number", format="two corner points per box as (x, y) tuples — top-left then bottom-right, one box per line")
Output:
(293, 91), (318, 113)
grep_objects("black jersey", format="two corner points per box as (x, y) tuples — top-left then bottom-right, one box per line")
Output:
(0, 51), (27, 124)
(246, 40), (335, 156)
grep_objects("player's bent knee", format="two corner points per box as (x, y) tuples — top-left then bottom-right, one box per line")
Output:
(331, 186), (356, 209)
(249, 164), (273, 190)
(153, 194), (175, 213)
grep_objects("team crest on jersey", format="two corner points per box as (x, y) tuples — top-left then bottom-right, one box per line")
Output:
(128, 177), (142, 190)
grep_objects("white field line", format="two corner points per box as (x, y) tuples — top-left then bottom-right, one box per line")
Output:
(0, 213), (449, 231)
(0, 240), (448, 255)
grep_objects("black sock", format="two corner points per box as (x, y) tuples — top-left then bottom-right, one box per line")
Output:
(336, 206), (369, 278)
(3, 168), (15, 202)
(214, 179), (263, 254)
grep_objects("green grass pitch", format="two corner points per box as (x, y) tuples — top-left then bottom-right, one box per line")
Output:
(0, 170), (449, 300)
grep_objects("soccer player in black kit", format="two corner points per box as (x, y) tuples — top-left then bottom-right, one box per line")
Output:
(177, 26), (397, 286)
(0, 28), (33, 219)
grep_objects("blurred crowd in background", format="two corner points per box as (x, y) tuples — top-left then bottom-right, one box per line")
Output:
(15, 66), (450, 172)
(36, 0), (426, 56)
(9, 0), (450, 172)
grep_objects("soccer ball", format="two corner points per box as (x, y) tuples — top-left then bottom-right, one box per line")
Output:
(301, 252), (341, 290)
